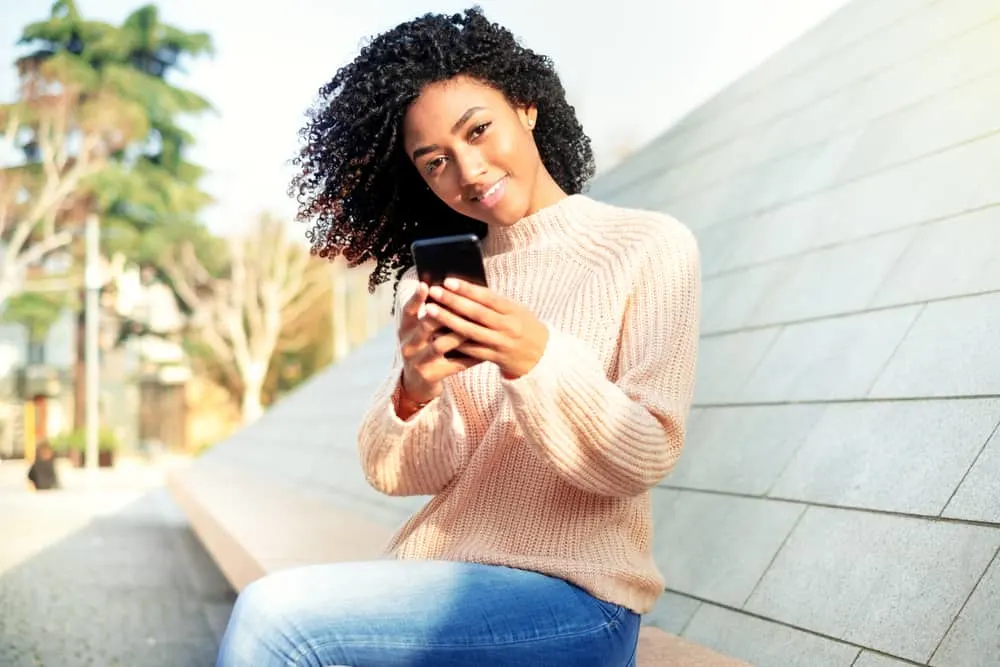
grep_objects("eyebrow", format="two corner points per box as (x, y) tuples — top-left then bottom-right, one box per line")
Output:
(411, 106), (487, 161)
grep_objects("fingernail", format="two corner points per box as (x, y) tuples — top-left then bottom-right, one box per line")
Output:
(429, 286), (443, 300)
(425, 304), (438, 317)
(444, 278), (460, 290)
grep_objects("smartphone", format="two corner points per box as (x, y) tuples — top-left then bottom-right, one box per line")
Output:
(410, 233), (489, 289)
(410, 234), (489, 359)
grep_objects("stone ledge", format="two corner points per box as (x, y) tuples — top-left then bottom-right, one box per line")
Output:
(168, 459), (751, 666)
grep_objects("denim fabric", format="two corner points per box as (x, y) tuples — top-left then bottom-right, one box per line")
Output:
(216, 559), (640, 666)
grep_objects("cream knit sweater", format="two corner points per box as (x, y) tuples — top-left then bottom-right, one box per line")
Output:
(357, 194), (701, 614)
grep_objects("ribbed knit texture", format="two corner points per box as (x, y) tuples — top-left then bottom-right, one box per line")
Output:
(356, 194), (701, 614)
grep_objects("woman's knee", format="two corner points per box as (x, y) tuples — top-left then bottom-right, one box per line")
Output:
(230, 574), (281, 626)
(218, 571), (307, 665)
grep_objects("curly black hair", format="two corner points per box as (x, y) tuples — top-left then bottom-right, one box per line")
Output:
(289, 6), (595, 293)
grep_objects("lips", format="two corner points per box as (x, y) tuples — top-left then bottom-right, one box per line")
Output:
(472, 175), (508, 209)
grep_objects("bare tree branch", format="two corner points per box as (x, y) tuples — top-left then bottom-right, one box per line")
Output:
(0, 173), (15, 234)
(39, 115), (59, 186)
(160, 246), (238, 377)
(179, 242), (214, 286)
(227, 236), (252, 362)
(0, 63), (150, 310)
(281, 266), (327, 325)
(160, 243), (206, 312)
(53, 95), (70, 172)
(17, 229), (74, 270)
(0, 118), (104, 302)
(161, 216), (324, 423)
(21, 131), (101, 229)
(0, 111), (105, 300)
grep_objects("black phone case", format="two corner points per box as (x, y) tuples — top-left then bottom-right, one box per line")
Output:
(410, 234), (489, 288)
(410, 234), (489, 360)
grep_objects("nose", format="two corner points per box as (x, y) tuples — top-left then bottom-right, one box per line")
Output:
(454, 146), (488, 187)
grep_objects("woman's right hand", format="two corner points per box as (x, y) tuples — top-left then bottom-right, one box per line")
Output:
(398, 282), (479, 406)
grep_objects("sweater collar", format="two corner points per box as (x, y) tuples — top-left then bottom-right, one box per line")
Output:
(480, 194), (590, 256)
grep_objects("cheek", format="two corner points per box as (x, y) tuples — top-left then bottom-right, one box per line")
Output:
(492, 130), (526, 171)
(505, 130), (540, 181)
(427, 172), (462, 202)
(421, 169), (467, 212)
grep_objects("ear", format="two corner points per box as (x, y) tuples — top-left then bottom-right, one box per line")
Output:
(517, 104), (538, 131)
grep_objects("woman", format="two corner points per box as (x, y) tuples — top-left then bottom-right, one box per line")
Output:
(217, 8), (700, 667)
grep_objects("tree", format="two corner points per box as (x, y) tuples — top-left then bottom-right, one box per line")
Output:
(14, 0), (215, 429)
(17, 0), (214, 259)
(261, 277), (332, 407)
(161, 214), (327, 423)
(0, 291), (70, 361)
(0, 49), (145, 308)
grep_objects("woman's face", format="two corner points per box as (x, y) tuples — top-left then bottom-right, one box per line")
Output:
(403, 76), (547, 227)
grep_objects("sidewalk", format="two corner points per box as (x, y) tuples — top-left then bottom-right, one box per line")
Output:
(0, 456), (235, 667)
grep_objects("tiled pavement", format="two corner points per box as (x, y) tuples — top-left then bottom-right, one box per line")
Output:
(0, 457), (235, 667)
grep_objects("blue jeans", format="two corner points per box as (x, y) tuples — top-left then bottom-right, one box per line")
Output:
(216, 559), (641, 666)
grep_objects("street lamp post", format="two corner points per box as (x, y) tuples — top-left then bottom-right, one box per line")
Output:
(83, 213), (100, 479)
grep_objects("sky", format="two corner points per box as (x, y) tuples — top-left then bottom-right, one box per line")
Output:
(0, 0), (851, 234)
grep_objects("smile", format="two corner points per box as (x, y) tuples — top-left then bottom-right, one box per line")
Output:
(473, 176), (508, 209)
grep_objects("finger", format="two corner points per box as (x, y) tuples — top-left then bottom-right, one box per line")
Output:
(428, 285), (504, 329)
(427, 353), (481, 380)
(453, 341), (499, 363)
(415, 308), (442, 339)
(412, 339), (480, 380)
(425, 304), (502, 347)
(403, 301), (442, 342)
(406, 326), (463, 362)
(401, 319), (443, 360)
(442, 278), (512, 313)
(401, 282), (429, 324)
(430, 330), (467, 356)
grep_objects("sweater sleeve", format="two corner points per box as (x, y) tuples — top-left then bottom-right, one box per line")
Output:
(356, 276), (469, 497)
(501, 224), (701, 498)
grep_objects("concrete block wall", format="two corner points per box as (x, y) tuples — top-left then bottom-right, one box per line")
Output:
(589, 0), (1000, 663)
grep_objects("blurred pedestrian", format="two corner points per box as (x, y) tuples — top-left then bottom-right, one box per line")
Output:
(27, 442), (60, 491)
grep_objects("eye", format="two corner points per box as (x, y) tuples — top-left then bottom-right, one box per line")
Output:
(424, 156), (447, 174)
(469, 122), (491, 140)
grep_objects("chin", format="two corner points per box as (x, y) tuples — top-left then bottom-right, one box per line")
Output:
(447, 182), (530, 227)
(478, 197), (531, 227)
(478, 211), (520, 228)
(494, 214), (525, 228)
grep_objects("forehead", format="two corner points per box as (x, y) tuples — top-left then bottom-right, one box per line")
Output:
(403, 76), (510, 145)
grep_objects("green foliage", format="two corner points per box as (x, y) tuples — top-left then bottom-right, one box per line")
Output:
(0, 291), (69, 342)
(6, 3), (331, 417)
(15, 0), (216, 261)
(85, 160), (214, 264)
(49, 426), (120, 453)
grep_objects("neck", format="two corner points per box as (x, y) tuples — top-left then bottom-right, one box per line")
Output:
(481, 193), (591, 256)
(528, 173), (569, 214)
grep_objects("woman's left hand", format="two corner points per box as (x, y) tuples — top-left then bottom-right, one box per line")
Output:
(425, 278), (548, 380)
